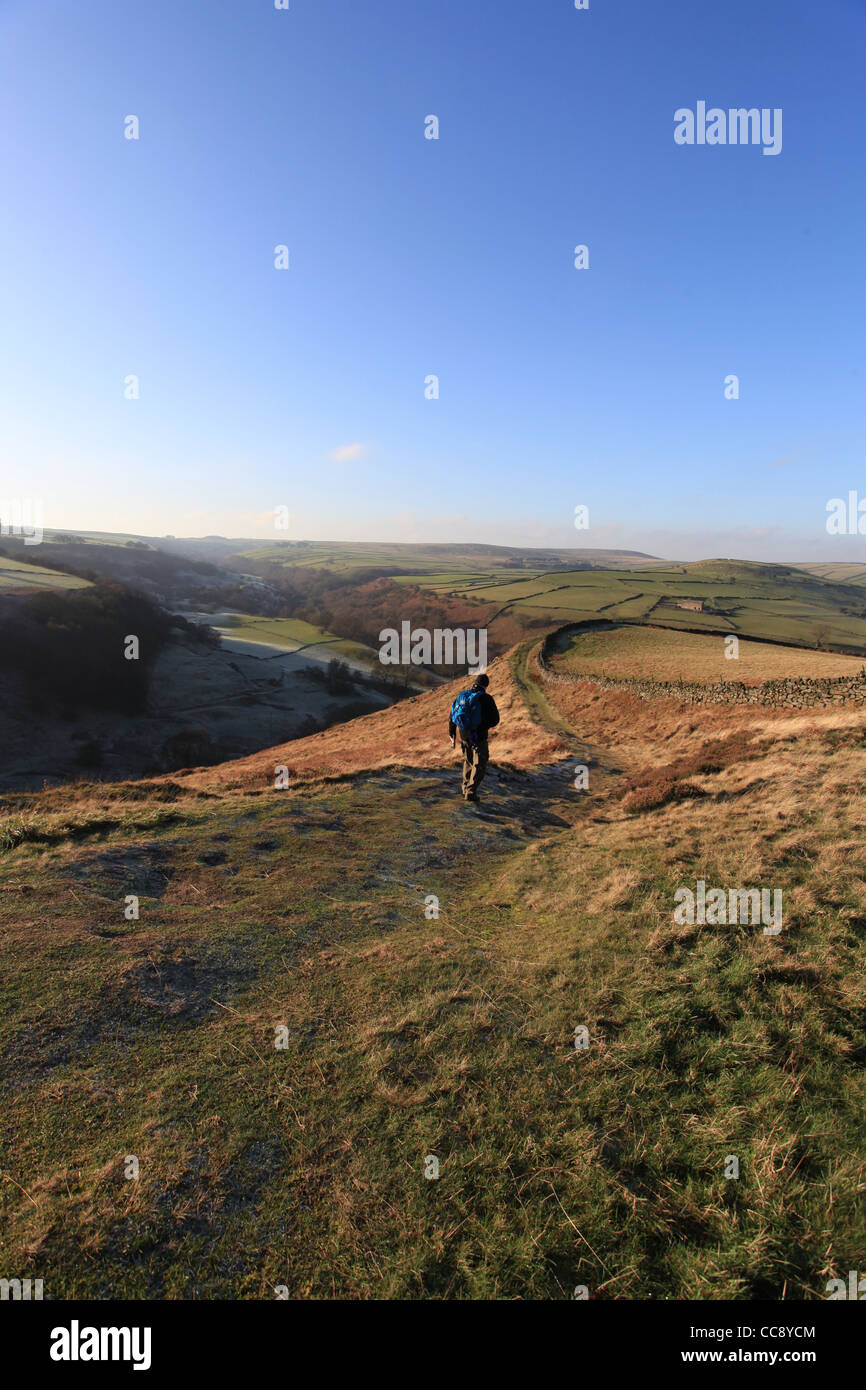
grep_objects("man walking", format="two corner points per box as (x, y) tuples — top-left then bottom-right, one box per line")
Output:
(448, 673), (500, 803)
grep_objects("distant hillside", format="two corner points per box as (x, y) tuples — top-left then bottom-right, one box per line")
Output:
(230, 541), (664, 573)
(792, 562), (866, 586)
(21, 536), (866, 670)
(41, 532), (665, 571)
(402, 558), (866, 658)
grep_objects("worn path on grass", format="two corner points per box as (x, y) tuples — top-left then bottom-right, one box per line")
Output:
(3, 633), (866, 1297)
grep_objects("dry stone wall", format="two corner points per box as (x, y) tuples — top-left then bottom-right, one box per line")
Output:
(536, 629), (866, 710)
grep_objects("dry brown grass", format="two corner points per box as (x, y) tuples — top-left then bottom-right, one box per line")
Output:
(628, 731), (766, 787)
(552, 624), (866, 683)
(3, 630), (866, 1299)
(160, 654), (572, 792)
(622, 779), (707, 813)
(542, 673), (866, 781)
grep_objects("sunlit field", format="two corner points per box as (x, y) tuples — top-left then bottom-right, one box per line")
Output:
(550, 624), (866, 685)
(0, 557), (90, 592)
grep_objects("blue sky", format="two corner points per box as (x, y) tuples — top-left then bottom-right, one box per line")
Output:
(1, 0), (864, 559)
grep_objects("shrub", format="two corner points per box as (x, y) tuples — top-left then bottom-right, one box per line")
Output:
(627, 734), (762, 789)
(161, 728), (217, 769)
(622, 779), (706, 814)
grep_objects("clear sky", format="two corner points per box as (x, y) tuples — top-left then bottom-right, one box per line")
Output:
(1, 0), (864, 560)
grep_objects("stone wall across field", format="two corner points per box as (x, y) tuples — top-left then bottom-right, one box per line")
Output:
(536, 628), (866, 710)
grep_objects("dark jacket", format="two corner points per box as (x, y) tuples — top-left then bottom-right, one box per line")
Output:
(449, 689), (500, 743)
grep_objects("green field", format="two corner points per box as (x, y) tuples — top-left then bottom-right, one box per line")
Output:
(408, 560), (866, 657)
(0, 557), (90, 592)
(209, 612), (380, 667)
(233, 549), (866, 646)
(25, 537), (866, 661)
(220, 548), (866, 659)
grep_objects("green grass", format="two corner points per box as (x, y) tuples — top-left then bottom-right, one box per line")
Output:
(460, 562), (866, 656)
(0, 557), (90, 591)
(210, 613), (379, 665)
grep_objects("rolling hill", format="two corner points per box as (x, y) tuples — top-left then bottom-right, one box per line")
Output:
(229, 540), (664, 573)
(426, 560), (866, 655)
(1, 626), (865, 1299)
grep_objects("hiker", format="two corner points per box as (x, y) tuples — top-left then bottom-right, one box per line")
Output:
(449, 673), (500, 803)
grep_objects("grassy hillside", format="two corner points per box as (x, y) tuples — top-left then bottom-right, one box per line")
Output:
(231, 541), (662, 574)
(28, 537), (866, 663)
(235, 551), (866, 658)
(430, 560), (866, 657)
(794, 562), (866, 586)
(1, 635), (864, 1298)
(199, 612), (381, 668)
(0, 556), (90, 592)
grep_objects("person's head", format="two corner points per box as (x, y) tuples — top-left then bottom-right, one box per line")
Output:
(471, 673), (490, 691)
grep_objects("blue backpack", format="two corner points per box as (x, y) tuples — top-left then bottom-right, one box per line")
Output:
(451, 688), (484, 743)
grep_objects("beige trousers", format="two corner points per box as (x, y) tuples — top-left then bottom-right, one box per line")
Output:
(461, 738), (489, 797)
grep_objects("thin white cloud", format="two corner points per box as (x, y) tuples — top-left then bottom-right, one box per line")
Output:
(330, 443), (368, 463)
